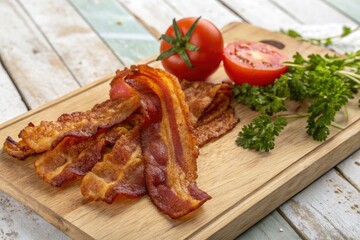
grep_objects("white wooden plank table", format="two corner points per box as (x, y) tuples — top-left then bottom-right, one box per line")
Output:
(0, 0), (359, 239)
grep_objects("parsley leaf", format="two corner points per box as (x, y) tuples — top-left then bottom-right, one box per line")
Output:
(232, 83), (287, 115)
(236, 115), (287, 151)
(305, 64), (354, 140)
(340, 26), (353, 37)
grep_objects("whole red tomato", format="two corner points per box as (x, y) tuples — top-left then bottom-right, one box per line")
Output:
(157, 17), (223, 81)
(223, 41), (288, 86)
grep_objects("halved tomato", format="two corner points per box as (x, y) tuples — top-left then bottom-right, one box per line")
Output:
(223, 41), (288, 86)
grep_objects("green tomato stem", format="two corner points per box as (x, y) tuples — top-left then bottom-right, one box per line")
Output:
(156, 16), (202, 68)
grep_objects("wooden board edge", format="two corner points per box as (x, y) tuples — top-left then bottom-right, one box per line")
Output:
(189, 118), (360, 239)
(0, 176), (93, 240)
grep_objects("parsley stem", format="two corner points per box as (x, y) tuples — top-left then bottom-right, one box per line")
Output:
(336, 71), (360, 85)
(330, 122), (345, 130)
(279, 113), (310, 119)
(277, 113), (345, 130)
(344, 56), (360, 63)
(282, 63), (306, 68)
(339, 71), (360, 79)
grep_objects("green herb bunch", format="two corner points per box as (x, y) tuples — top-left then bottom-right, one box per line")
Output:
(233, 51), (360, 151)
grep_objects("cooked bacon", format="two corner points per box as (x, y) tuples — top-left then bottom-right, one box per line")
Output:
(195, 91), (231, 126)
(3, 95), (140, 160)
(79, 80), (237, 206)
(194, 109), (239, 147)
(34, 125), (128, 187)
(3, 136), (34, 160)
(181, 80), (232, 124)
(110, 65), (211, 218)
(181, 80), (239, 146)
(181, 80), (226, 124)
(3, 64), (239, 219)
(35, 135), (105, 187)
(81, 125), (145, 203)
(80, 70), (237, 214)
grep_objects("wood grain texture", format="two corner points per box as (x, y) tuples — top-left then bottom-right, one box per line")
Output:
(0, 0), (79, 109)
(0, 23), (359, 240)
(272, 0), (356, 25)
(337, 149), (360, 190)
(220, 0), (299, 30)
(18, 0), (123, 86)
(280, 169), (360, 239)
(0, 62), (27, 124)
(119, 0), (242, 38)
(69, 0), (159, 65)
(236, 211), (301, 240)
(323, 0), (360, 23)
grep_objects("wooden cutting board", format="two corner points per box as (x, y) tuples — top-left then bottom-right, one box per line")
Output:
(0, 22), (359, 240)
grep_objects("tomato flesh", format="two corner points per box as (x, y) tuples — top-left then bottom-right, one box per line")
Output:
(223, 41), (288, 86)
(160, 17), (223, 81)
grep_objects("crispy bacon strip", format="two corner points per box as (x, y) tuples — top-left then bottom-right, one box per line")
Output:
(194, 109), (239, 147)
(113, 65), (210, 218)
(196, 90), (231, 126)
(182, 80), (239, 146)
(4, 94), (140, 160)
(35, 135), (105, 187)
(81, 125), (145, 203)
(34, 124), (129, 187)
(181, 80), (226, 124)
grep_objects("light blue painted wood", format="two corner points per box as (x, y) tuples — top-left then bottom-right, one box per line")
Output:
(236, 211), (301, 240)
(280, 169), (360, 239)
(0, 62), (28, 123)
(69, 0), (159, 65)
(273, 0), (356, 25)
(337, 149), (360, 189)
(323, 0), (360, 23)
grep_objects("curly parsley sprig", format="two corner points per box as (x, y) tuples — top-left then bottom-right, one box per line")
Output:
(233, 51), (360, 151)
(236, 115), (287, 151)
